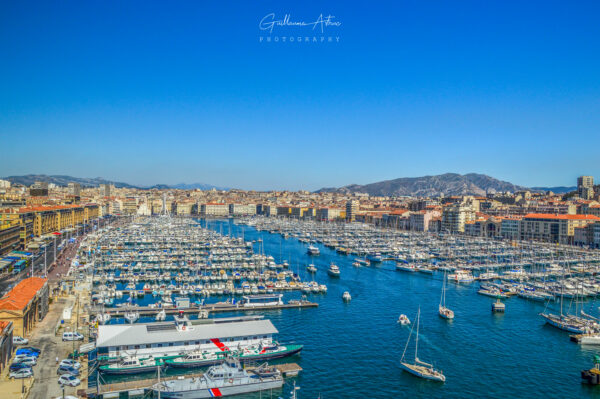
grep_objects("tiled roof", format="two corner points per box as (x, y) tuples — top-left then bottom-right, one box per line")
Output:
(0, 277), (47, 311)
(523, 213), (600, 221)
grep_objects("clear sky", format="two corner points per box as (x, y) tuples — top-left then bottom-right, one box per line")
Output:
(1, 1), (599, 190)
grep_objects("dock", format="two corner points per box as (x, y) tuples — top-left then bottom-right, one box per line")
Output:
(86, 363), (302, 397)
(91, 300), (318, 317)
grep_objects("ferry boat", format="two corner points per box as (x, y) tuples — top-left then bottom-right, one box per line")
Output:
(96, 315), (283, 361)
(327, 263), (340, 277)
(152, 358), (283, 398)
(307, 245), (320, 256)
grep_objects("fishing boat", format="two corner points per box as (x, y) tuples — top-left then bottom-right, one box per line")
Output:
(152, 357), (283, 398)
(327, 263), (340, 277)
(439, 272), (454, 320)
(100, 356), (163, 375)
(307, 245), (320, 256)
(400, 308), (445, 382)
(398, 314), (410, 325)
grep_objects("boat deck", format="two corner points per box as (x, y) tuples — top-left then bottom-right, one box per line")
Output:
(86, 363), (302, 397)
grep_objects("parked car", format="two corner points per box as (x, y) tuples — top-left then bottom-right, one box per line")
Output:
(62, 332), (84, 341)
(9, 363), (32, 372)
(13, 355), (36, 366)
(16, 348), (40, 358)
(12, 336), (29, 345)
(56, 365), (79, 376)
(9, 368), (33, 379)
(19, 346), (41, 354)
(58, 374), (81, 387)
(59, 359), (81, 370)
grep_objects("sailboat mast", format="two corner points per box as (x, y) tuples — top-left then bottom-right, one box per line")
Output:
(415, 308), (420, 361)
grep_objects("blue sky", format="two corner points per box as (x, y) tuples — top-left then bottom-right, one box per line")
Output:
(1, 1), (599, 190)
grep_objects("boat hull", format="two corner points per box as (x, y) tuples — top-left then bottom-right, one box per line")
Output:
(99, 364), (162, 375)
(400, 362), (445, 382)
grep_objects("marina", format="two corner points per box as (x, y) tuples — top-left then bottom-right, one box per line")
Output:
(73, 215), (600, 398)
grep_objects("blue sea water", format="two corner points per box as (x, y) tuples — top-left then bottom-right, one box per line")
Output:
(200, 219), (600, 399)
(99, 219), (600, 398)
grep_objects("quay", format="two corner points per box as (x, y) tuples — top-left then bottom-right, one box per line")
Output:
(91, 300), (318, 317)
(86, 363), (302, 397)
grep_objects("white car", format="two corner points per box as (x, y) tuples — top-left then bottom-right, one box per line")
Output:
(10, 368), (33, 379)
(12, 336), (29, 345)
(59, 359), (81, 370)
(58, 374), (81, 387)
(14, 355), (37, 366)
(62, 332), (84, 341)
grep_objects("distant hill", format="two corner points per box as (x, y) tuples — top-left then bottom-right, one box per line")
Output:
(317, 173), (528, 197)
(3, 174), (227, 191)
(3, 174), (138, 188)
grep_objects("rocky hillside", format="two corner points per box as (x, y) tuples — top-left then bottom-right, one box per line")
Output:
(317, 173), (528, 197)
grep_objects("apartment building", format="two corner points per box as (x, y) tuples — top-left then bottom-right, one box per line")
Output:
(442, 204), (476, 233)
(520, 213), (600, 244)
(200, 203), (229, 216)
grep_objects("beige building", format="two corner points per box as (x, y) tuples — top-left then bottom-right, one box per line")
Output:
(442, 204), (475, 233)
(520, 213), (600, 244)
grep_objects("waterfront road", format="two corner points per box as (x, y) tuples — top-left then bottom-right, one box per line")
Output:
(27, 295), (82, 399)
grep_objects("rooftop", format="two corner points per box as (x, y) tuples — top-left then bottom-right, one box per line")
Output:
(0, 277), (47, 311)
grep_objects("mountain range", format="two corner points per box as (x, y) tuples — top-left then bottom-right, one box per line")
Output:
(317, 173), (548, 197)
(2, 175), (226, 191)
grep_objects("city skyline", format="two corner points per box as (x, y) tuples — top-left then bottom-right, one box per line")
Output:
(2, 1), (600, 190)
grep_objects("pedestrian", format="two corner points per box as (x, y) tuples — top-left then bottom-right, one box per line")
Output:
(55, 356), (59, 365)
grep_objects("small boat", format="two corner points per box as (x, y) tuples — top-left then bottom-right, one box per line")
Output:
(95, 312), (111, 325)
(439, 272), (454, 320)
(152, 357), (283, 398)
(342, 291), (351, 302)
(398, 314), (410, 325)
(307, 264), (317, 273)
(100, 357), (163, 375)
(477, 288), (508, 299)
(327, 263), (340, 277)
(165, 351), (230, 368)
(124, 311), (140, 324)
(307, 245), (320, 256)
(400, 307), (445, 382)
(396, 263), (417, 272)
(155, 309), (167, 321)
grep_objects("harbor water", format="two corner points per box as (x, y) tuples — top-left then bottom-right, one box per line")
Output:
(197, 219), (600, 399)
